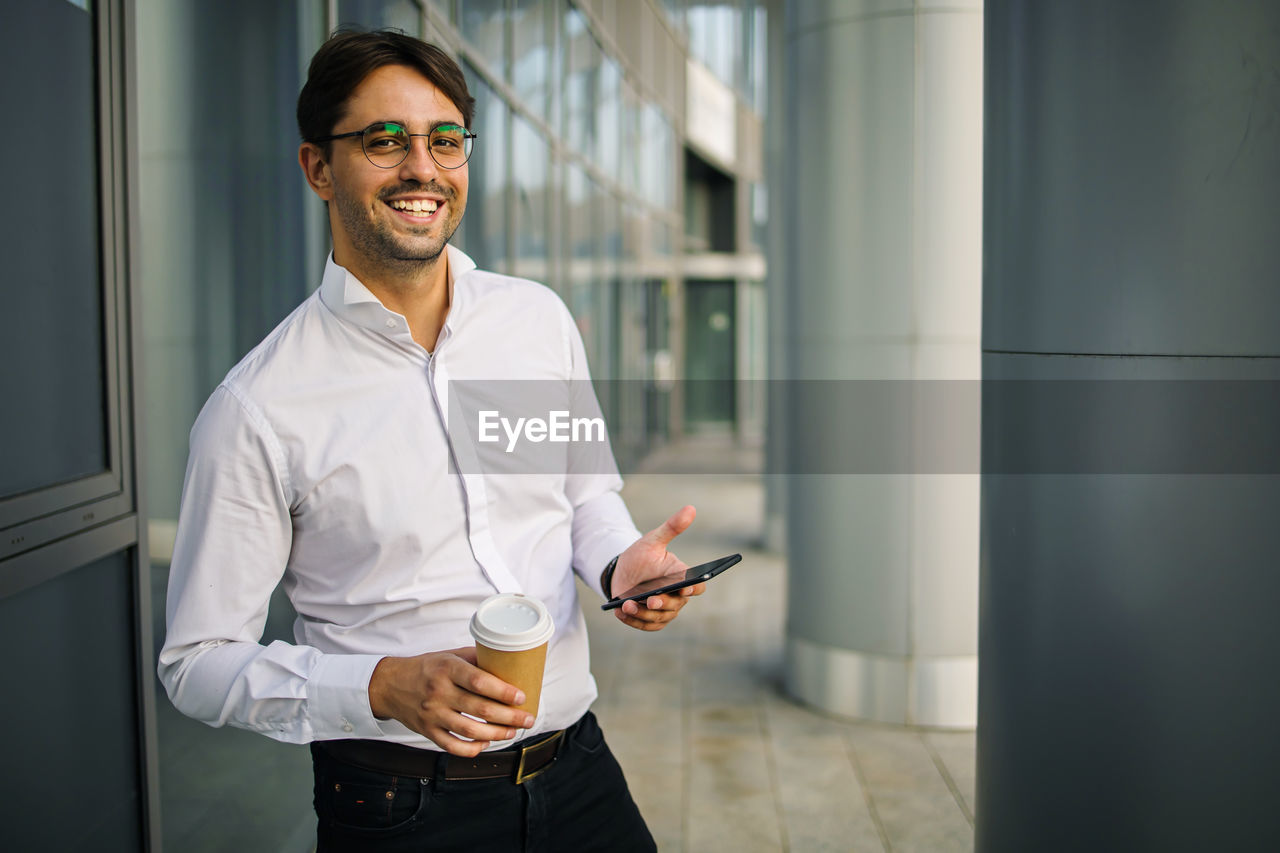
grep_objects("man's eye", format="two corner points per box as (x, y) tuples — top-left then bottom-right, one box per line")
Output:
(367, 136), (403, 149)
(432, 136), (461, 150)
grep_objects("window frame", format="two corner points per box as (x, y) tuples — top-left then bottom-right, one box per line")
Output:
(0, 0), (138, 599)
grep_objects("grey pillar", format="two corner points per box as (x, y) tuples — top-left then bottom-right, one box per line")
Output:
(979, 1), (1280, 850)
(763, 0), (788, 554)
(780, 0), (984, 726)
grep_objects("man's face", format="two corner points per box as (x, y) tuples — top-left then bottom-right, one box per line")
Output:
(310, 64), (469, 277)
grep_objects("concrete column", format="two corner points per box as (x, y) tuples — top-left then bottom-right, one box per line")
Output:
(780, 0), (984, 727)
(763, 0), (788, 553)
(979, 1), (1280, 849)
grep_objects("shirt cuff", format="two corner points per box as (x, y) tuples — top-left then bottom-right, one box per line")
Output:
(306, 653), (387, 740)
(579, 529), (642, 600)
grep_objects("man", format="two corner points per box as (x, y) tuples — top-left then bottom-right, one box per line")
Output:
(159, 29), (702, 851)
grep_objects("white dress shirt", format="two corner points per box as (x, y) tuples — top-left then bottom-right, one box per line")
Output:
(158, 245), (642, 750)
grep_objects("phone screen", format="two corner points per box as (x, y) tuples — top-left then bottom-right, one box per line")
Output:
(601, 554), (741, 610)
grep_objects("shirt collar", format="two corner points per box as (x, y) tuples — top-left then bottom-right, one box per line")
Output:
(318, 243), (478, 341)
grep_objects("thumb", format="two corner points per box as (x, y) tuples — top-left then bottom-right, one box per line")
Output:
(648, 505), (696, 546)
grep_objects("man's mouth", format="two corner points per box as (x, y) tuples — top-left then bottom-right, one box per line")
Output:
(386, 198), (440, 218)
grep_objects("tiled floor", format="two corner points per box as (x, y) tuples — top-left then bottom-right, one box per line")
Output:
(583, 438), (976, 852)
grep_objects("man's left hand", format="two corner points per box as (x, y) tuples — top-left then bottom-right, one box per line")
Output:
(608, 505), (703, 631)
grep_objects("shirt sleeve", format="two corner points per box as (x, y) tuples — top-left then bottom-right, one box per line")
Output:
(157, 384), (385, 743)
(557, 305), (643, 599)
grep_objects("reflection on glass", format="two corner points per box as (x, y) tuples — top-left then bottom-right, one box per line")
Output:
(564, 7), (599, 159)
(337, 0), (423, 36)
(661, 0), (686, 36)
(743, 1), (767, 111)
(687, 1), (740, 87)
(460, 64), (509, 272)
(751, 181), (767, 251)
(642, 104), (675, 210)
(512, 115), (550, 282)
(0, 0), (106, 497)
(512, 0), (551, 122)
(620, 79), (641, 198)
(598, 56), (621, 177)
(565, 163), (596, 364)
(601, 185), (622, 275)
(566, 162), (593, 263)
(654, 221), (674, 258)
(461, 0), (507, 79)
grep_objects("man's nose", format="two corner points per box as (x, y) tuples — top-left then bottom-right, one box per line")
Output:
(397, 135), (440, 181)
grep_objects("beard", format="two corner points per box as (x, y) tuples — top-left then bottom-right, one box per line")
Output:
(332, 180), (464, 273)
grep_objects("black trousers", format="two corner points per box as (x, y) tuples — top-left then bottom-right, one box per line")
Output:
(311, 712), (657, 852)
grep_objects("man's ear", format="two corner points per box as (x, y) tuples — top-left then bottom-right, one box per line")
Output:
(299, 142), (335, 201)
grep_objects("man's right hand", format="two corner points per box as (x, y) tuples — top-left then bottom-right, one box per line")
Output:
(367, 647), (535, 756)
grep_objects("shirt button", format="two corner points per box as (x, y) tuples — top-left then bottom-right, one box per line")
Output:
(342, 723), (354, 733)
(385, 319), (396, 329)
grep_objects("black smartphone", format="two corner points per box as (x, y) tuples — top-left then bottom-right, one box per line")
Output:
(600, 554), (741, 610)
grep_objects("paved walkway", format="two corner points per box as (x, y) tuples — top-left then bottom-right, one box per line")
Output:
(582, 438), (976, 852)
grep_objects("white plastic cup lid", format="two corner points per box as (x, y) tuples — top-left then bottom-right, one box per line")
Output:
(469, 594), (555, 652)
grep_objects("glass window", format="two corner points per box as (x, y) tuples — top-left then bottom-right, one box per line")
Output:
(601, 188), (622, 277)
(337, 0), (424, 35)
(512, 0), (552, 121)
(686, 1), (739, 87)
(0, 0), (106, 498)
(460, 0), (507, 79)
(512, 115), (550, 282)
(661, 0), (686, 36)
(641, 104), (676, 211)
(566, 162), (595, 267)
(598, 56), (622, 177)
(565, 163), (597, 363)
(620, 79), (642, 199)
(742, 0), (767, 112)
(751, 181), (768, 251)
(654, 221), (674, 257)
(460, 64), (509, 272)
(563, 6), (599, 159)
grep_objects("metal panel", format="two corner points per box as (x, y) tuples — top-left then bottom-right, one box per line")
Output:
(983, 0), (1280, 356)
(0, 549), (145, 851)
(979, 2), (1280, 847)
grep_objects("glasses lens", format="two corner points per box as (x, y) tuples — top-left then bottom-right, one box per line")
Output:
(362, 122), (410, 167)
(428, 125), (473, 169)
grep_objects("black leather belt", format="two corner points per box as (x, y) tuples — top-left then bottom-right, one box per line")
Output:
(317, 729), (565, 785)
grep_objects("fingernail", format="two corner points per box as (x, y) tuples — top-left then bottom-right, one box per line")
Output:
(515, 691), (527, 705)
(524, 714), (535, 727)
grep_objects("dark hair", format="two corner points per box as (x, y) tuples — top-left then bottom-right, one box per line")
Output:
(297, 28), (475, 148)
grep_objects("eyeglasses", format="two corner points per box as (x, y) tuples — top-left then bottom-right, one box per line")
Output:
(313, 121), (477, 170)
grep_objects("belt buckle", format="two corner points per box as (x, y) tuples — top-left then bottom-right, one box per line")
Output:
(513, 730), (564, 785)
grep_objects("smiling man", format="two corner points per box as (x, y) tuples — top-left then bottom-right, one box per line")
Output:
(158, 30), (700, 852)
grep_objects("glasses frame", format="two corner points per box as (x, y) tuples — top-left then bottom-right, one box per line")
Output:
(313, 121), (478, 170)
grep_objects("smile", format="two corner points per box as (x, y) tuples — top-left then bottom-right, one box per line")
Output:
(387, 198), (440, 218)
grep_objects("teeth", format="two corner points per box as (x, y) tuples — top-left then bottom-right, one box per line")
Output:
(390, 199), (438, 214)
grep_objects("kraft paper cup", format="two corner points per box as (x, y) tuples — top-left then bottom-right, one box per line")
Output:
(469, 594), (555, 717)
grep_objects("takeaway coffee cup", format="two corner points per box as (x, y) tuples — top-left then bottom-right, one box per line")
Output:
(469, 594), (555, 718)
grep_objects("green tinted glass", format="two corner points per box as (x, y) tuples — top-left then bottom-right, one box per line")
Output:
(359, 121), (474, 169)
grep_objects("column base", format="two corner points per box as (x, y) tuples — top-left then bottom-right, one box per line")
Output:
(784, 635), (976, 729)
